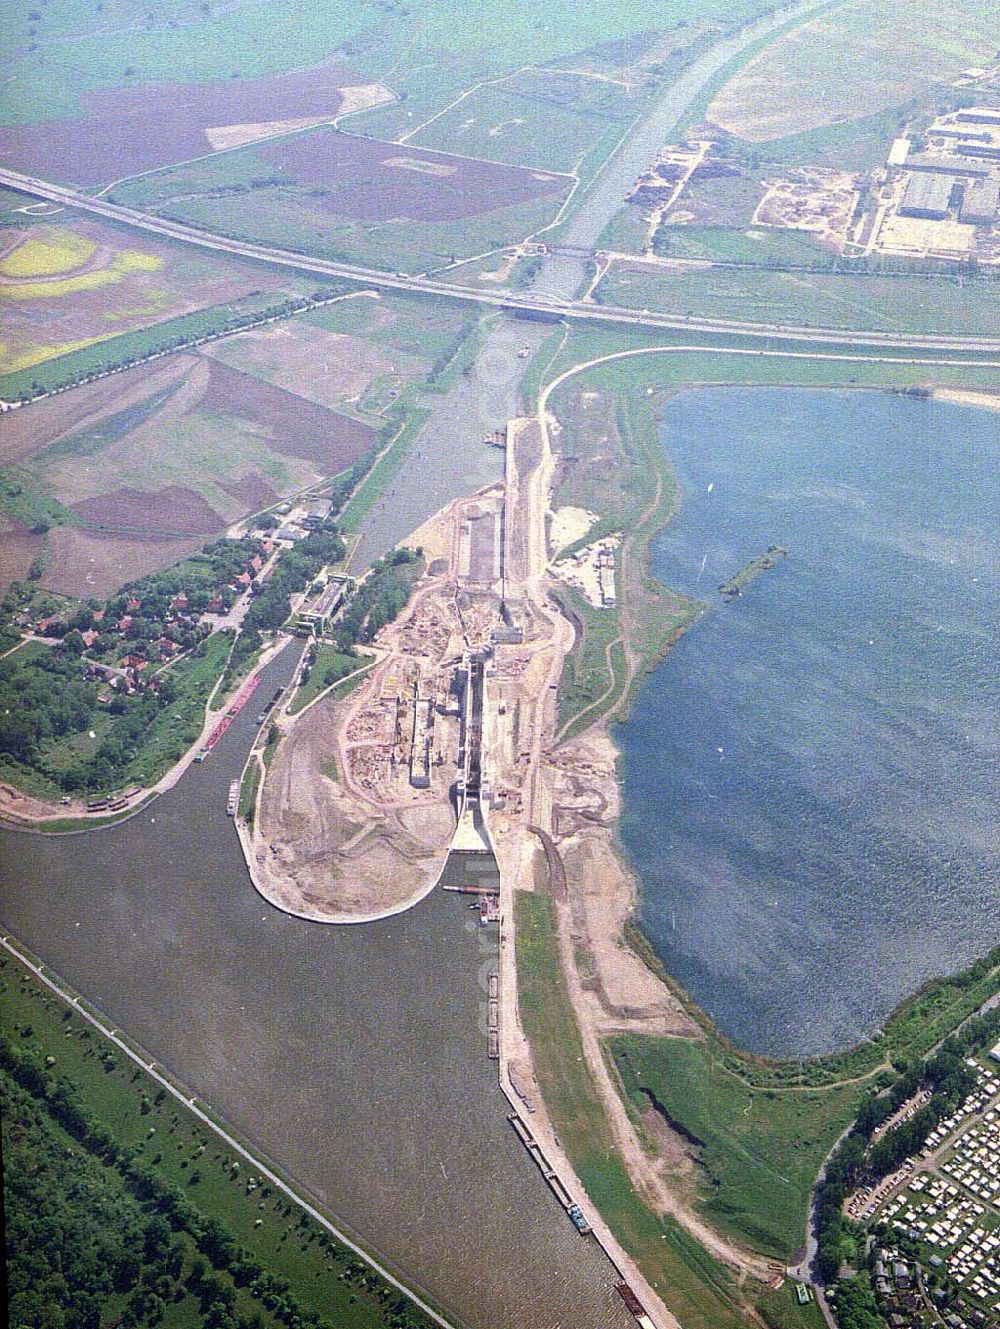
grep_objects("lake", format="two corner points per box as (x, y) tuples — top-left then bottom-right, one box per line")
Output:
(619, 387), (1000, 1056)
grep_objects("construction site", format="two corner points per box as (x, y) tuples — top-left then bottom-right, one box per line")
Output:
(246, 416), (549, 922)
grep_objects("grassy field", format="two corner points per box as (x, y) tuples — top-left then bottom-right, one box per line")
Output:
(610, 1034), (862, 1258)
(286, 644), (359, 715)
(670, 0), (848, 141)
(595, 260), (1000, 336)
(756, 1283), (828, 1329)
(652, 223), (830, 266)
(537, 324), (1000, 389)
(739, 101), (926, 172)
(515, 890), (752, 1329)
(2, 0), (778, 126)
(547, 383), (704, 738)
(597, 204), (651, 255)
(0, 948), (438, 1329)
(705, 0), (1000, 142)
(409, 70), (641, 175)
(551, 583), (629, 739)
(237, 755), (261, 822)
(113, 175), (568, 276)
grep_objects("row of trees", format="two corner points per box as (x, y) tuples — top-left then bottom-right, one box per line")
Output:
(333, 548), (422, 651)
(1, 1024), (434, 1329)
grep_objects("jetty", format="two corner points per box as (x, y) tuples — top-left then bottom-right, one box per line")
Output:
(718, 544), (788, 600)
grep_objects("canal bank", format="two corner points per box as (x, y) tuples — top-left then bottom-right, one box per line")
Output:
(0, 645), (633, 1329)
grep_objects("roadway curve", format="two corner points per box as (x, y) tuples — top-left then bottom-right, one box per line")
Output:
(3, 165), (1000, 358)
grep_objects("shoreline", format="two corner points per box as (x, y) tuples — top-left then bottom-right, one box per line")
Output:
(535, 366), (1000, 1069)
(0, 632), (294, 837)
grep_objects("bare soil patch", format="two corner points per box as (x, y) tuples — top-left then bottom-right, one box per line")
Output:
(254, 129), (567, 222)
(204, 117), (336, 153)
(256, 690), (451, 920)
(42, 526), (204, 597)
(0, 358), (190, 466)
(218, 472), (278, 513)
(0, 521), (42, 592)
(0, 63), (360, 185)
(201, 359), (376, 468)
(71, 484), (225, 534)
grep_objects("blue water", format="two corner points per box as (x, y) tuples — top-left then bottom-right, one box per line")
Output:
(618, 388), (1000, 1057)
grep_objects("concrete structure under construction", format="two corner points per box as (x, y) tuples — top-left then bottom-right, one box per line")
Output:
(899, 173), (955, 219)
(409, 694), (433, 790)
(296, 576), (348, 636)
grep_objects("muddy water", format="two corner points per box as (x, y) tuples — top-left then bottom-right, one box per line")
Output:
(0, 650), (631, 1329)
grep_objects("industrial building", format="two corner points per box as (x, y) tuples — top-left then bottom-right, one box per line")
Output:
(956, 106), (1000, 128)
(906, 153), (989, 178)
(960, 176), (1000, 225)
(899, 173), (956, 219)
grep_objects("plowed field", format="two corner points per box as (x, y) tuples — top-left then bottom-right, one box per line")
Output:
(248, 129), (567, 221)
(0, 64), (360, 186)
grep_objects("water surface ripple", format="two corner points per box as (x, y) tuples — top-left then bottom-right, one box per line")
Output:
(619, 388), (1000, 1056)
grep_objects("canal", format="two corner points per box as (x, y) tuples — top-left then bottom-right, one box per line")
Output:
(0, 648), (632, 1329)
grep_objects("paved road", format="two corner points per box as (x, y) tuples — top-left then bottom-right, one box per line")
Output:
(3, 165), (1000, 357)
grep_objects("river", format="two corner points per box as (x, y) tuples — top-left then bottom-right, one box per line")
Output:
(619, 387), (1000, 1057)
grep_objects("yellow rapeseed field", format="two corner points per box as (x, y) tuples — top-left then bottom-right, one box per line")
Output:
(0, 227), (97, 278)
(0, 246), (164, 301)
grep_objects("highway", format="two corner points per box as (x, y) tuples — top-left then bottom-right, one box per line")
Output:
(4, 165), (1000, 358)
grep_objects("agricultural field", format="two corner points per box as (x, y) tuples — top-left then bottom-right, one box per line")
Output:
(594, 258), (1000, 336)
(0, 217), (306, 378)
(1, 0), (778, 134)
(206, 289), (476, 424)
(108, 128), (571, 273)
(0, 352), (376, 596)
(0, 61), (390, 187)
(407, 69), (643, 175)
(706, 0), (1000, 142)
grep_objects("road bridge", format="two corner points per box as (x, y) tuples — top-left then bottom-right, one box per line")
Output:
(4, 168), (1000, 358)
